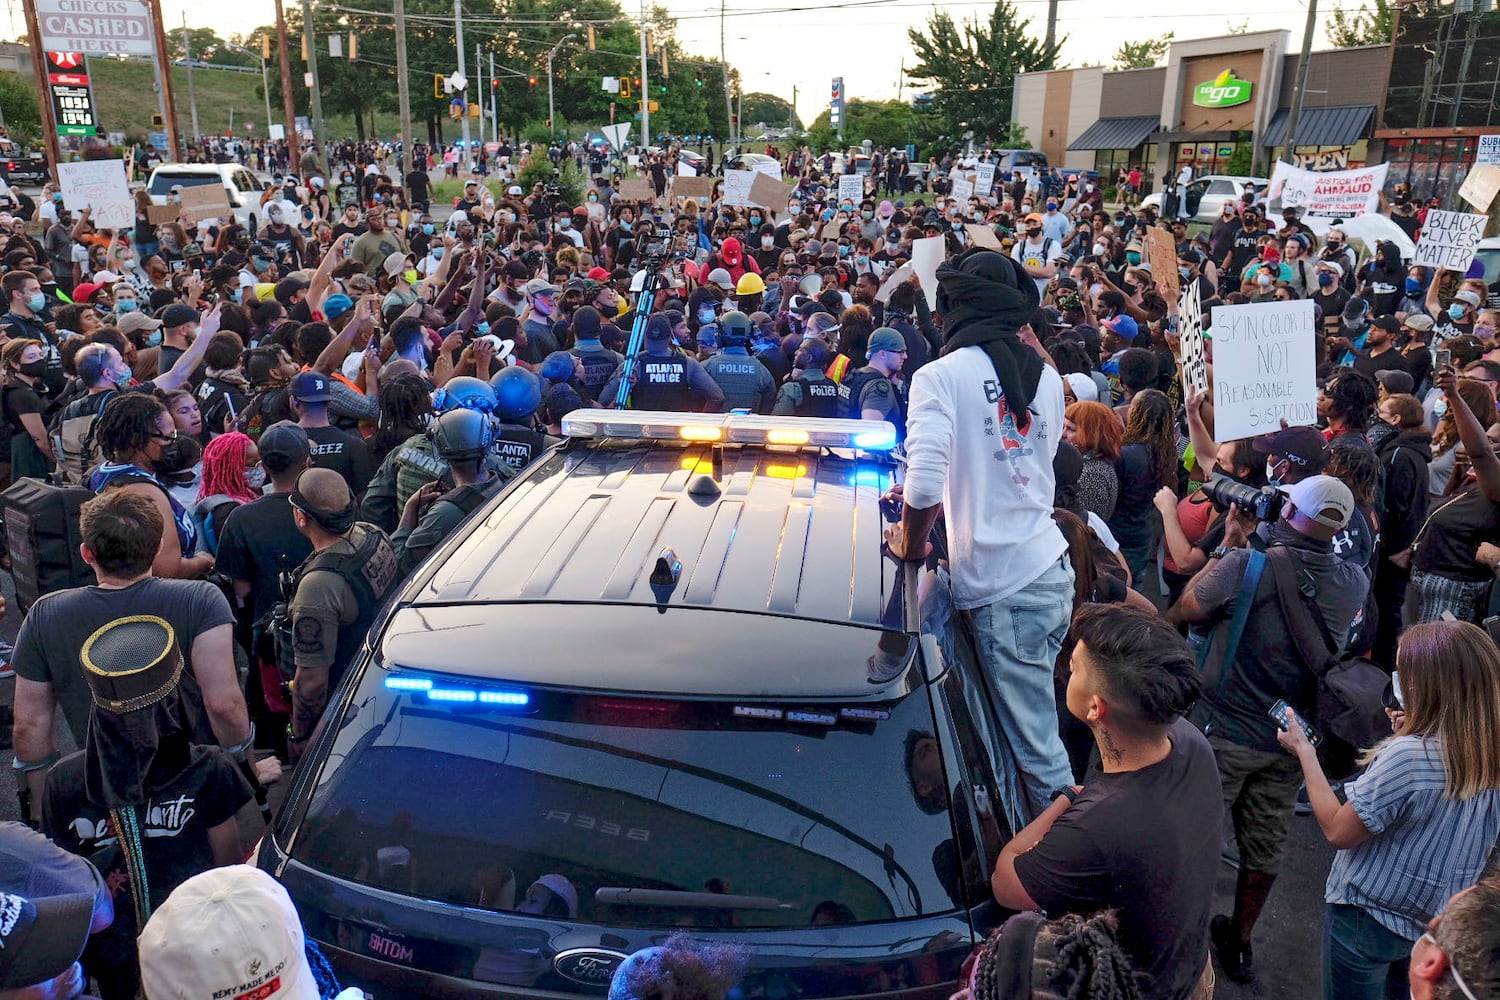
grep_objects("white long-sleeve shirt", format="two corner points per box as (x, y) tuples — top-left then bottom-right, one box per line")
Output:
(903, 345), (1067, 610)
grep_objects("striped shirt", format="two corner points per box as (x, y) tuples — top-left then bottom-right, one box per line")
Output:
(1326, 735), (1500, 940)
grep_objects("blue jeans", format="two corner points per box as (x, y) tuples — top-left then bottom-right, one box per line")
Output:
(965, 555), (1076, 817)
(1323, 904), (1413, 1000)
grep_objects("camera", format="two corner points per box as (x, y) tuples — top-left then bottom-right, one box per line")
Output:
(520, 249), (544, 270)
(1202, 475), (1285, 522)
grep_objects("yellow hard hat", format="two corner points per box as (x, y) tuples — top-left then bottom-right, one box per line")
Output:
(736, 272), (766, 296)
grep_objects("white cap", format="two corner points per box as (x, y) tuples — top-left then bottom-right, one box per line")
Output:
(1282, 474), (1355, 530)
(1063, 372), (1098, 402)
(139, 866), (318, 1000)
(92, 269), (122, 283)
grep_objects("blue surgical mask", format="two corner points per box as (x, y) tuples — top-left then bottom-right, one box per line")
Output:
(839, 245), (850, 257)
(558, 218), (572, 230)
(1449, 304), (1467, 321)
(244, 466), (267, 491)
(619, 221), (632, 232)
(1405, 277), (1423, 295)
(51, 192), (62, 202)
(477, 321), (490, 335)
(230, 288), (243, 303)
(26, 292), (47, 313)
(1318, 272), (1335, 288)
(1179, 266), (1192, 281)
(856, 254), (869, 265)
(749, 215), (761, 227)
(1125, 251), (1141, 266)
(432, 247), (444, 260)
(146, 329), (162, 347)
(697, 308), (716, 324)
(422, 223), (435, 235)
(116, 298), (139, 313)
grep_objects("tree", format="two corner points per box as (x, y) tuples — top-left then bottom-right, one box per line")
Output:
(906, 0), (1060, 149)
(0, 71), (41, 147)
(167, 27), (257, 66)
(805, 99), (914, 152)
(1326, 0), (1395, 47)
(740, 92), (798, 131)
(1112, 32), (1173, 70)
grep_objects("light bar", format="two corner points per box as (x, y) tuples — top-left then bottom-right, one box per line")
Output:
(562, 411), (898, 451)
(383, 672), (530, 708)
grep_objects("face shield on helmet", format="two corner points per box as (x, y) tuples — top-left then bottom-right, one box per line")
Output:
(431, 375), (496, 414)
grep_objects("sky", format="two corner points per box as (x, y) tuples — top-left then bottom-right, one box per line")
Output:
(10, 0), (1340, 128)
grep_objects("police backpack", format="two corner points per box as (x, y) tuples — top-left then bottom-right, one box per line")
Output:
(0, 477), (95, 612)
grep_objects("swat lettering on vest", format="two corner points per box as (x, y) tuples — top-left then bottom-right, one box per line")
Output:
(645, 363), (683, 382)
(309, 442), (345, 456)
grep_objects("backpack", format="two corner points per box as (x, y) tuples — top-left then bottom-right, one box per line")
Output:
(51, 389), (116, 487)
(191, 495), (241, 558)
(0, 477), (95, 612)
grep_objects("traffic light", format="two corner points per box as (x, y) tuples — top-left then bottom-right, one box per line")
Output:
(434, 74), (444, 98)
(491, 78), (498, 88)
(619, 77), (630, 98)
(261, 33), (270, 59)
(528, 75), (537, 87)
(586, 25), (596, 49)
(469, 102), (480, 118)
(152, 113), (164, 126)
(695, 74), (702, 87)
(648, 100), (659, 113)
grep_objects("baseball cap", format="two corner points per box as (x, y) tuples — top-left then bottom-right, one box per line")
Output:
(1252, 424), (1328, 470)
(1376, 369), (1414, 395)
(1023, 212), (1044, 226)
(1063, 372), (1100, 402)
(507, 184), (523, 195)
(1102, 314), (1140, 341)
(288, 370), (332, 403)
(1317, 260), (1344, 276)
(524, 277), (559, 298)
(706, 267), (735, 291)
(645, 314), (674, 341)
(257, 421), (310, 465)
(383, 251), (412, 277)
(1404, 314), (1434, 333)
(1455, 289), (1483, 309)
(587, 266), (611, 282)
(1371, 315), (1401, 334)
(139, 865), (318, 1000)
(1342, 297), (1370, 323)
(0, 822), (105, 991)
(117, 312), (163, 337)
(161, 303), (199, 329)
(1282, 474), (1355, 530)
(866, 327), (906, 357)
(322, 293), (354, 320)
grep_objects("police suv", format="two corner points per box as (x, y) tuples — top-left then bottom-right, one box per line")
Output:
(259, 412), (1028, 999)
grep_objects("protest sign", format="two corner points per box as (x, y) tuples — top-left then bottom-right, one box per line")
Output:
(1477, 134), (1500, 169)
(723, 170), (757, 207)
(1177, 280), (1207, 395)
(964, 224), (1002, 250)
(1144, 226), (1180, 298)
(673, 175), (712, 200)
(1209, 299), (1318, 442)
(175, 183), (231, 225)
(911, 236), (945, 311)
(750, 159), (783, 180)
(1268, 161), (1388, 218)
(616, 179), (655, 202)
(876, 263), (913, 304)
(821, 220), (843, 240)
(837, 174), (862, 205)
(748, 171), (790, 210)
(58, 159), (132, 229)
(676, 160), (697, 177)
(1458, 165), (1500, 213)
(974, 163), (996, 200)
(146, 204), (180, 224)
(950, 177), (975, 204)
(1414, 209), (1487, 273)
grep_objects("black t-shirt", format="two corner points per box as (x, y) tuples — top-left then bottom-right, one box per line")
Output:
(194, 376), (250, 437)
(331, 221), (366, 241)
(215, 492), (314, 622)
(1014, 719), (1222, 1000)
(1415, 484), (1500, 581)
(304, 423), (374, 498)
(1224, 226), (1262, 272)
(43, 745), (252, 939)
(1350, 346), (1407, 382)
(406, 170), (431, 204)
(1312, 287), (1352, 338)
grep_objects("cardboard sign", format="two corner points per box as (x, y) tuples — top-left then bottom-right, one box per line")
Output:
(1415, 209), (1488, 273)
(964, 224), (1002, 250)
(950, 177), (974, 204)
(876, 263), (913, 304)
(616, 179), (655, 203)
(58, 159), (132, 230)
(837, 174), (862, 205)
(676, 160), (697, 177)
(748, 171), (791, 211)
(673, 175), (713, 200)
(175, 183), (231, 225)
(820, 220), (843, 240)
(1208, 299), (1318, 442)
(1177, 279), (1207, 395)
(911, 236), (946, 311)
(146, 203), (181, 224)
(1144, 226), (1180, 298)
(1268, 161), (1388, 218)
(723, 169), (757, 207)
(1458, 165), (1500, 213)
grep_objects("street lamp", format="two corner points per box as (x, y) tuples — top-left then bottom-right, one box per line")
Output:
(547, 33), (577, 137)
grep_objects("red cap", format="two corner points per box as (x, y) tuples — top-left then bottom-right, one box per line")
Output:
(587, 266), (610, 281)
(1262, 247), (1281, 263)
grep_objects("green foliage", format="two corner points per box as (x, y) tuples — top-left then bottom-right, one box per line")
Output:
(516, 156), (585, 206)
(1225, 143), (1253, 177)
(1112, 32), (1173, 70)
(906, 0), (1060, 149)
(804, 99), (915, 152)
(166, 27), (258, 66)
(740, 92), (798, 130)
(1326, 0), (1395, 47)
(0, 72), (42, 147)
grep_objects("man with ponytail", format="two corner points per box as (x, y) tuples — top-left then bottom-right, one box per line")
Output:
(989, 604), (1222, 1000)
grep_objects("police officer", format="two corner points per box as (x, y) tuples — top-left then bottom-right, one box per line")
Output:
(749, 311), (790, 384)
(839, 327), (907, 436)
(567, 306), (623, 403)
(285, 468), (398, 760)
(772, 341), (842, 417)
(701, 311), (776, 413)
(600, 314), (726, 412)
(392, 408), (507, 576)
(491, 366), (558, 472)
(359, 376), (513, 532)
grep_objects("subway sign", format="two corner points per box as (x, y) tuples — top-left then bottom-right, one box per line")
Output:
(1193, 70), (1253, 109)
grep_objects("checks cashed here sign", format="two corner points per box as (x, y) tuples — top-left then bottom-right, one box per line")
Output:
(1268, 161), (1388, 218)
(1209, 299), (1318, 442)
(1414, 210), (1488, 273)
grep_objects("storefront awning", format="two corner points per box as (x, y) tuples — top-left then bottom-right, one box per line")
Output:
(1067, 116), (1161, 151)
(1262, 105), (1375, 148)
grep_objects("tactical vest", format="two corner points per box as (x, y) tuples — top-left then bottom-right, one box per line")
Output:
(494, 424), (549, 472)
(703, 353), (769, 413)
(630, 354), (691, 411)
(274, 523), (397, 690)
(792, 375), (841, 418)
(838, 367), (890, 421)
(392, 434), (449, 511)
(572, 346), (622, 397)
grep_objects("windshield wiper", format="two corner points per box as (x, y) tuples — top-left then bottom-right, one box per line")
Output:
(595, 887), (793, 910)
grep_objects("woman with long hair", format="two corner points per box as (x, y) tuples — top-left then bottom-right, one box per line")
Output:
(1277, 619), (1500, 1000)
(1, 338), (56, 480)
(192, 431), (262, 556)
(1063, 400), (1122, 521)
(1109, 389), (1177, 588)
(1426, 377), (1496, 502)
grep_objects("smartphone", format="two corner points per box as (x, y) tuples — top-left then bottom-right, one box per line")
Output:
(1436, 348), (1452, 370)
(1269, 699), (1320, 745)
(191, 269), (201, 282)
(342, 245), (353, 260)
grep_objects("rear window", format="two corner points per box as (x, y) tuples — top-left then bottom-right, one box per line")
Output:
(1477, 247), (1500, 289)
(289, 663), (960, 929)
(147, 172), (225, 196)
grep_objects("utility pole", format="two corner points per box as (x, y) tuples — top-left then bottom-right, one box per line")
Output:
(547, 34), (576, 140)
(1044, 0), (1058, 63)
(181, 15), (200, 142)
(719, 0), (732, 149)
(454, 0), (471, 168)
(20, 0), (63, 176)
(146, 0), (182, 161)
(300, 0), (327, 173)
(258, 42), (274, 142)
(1283, 0), (1318, 171)
(273, 0), (297, 151)
(489, 52), (497, 144)
(394, 0), (413, 167)
(638, 0), (650, 147)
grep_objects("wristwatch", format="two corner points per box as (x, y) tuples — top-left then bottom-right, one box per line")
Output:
(1210, 545), (1234, 561)
(1051, 785), (1080, 805)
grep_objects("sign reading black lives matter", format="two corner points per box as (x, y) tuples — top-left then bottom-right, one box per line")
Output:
(1414, 210), (1488, 274)
(36, 0), (154, 55)
(1209, 300), (1317, 442)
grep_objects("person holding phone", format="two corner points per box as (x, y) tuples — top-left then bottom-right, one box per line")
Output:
(1275, 619), (1500, 1000)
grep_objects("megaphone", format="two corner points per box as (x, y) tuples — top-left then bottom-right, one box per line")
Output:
(797, 273), (822, 297)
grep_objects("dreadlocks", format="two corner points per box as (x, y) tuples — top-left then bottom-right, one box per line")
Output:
(371, 372), (433, 458)
(199, 431), (260, 504)
(968, 911), (1139, 1000)
(94, 392), (168, 463)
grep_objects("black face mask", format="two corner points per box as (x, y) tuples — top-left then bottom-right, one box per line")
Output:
(17, 359), (46, 378)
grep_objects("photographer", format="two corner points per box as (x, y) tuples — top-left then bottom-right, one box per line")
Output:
(1167, 475), (1370, 985)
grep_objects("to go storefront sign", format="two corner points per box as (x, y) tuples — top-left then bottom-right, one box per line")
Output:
(1194, 70), (1253, 109)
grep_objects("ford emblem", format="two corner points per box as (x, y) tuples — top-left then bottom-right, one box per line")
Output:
(554, 947), (629, 988)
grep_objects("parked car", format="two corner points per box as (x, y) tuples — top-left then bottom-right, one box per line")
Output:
(720, 152), (779, 175)
(678, 149), (706, 174)
(259, 411), (1026, 1000)
(146, 163), (267, 235)
(1479, 237), (1500, 309)
(1140, 174), (1269, 224)
(0, 140), (49, 186)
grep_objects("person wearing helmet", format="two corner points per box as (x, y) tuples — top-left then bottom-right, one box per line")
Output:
(735, 271), (767, 315)
(491, 366), (558, 472)
(567, 306), (624, 403)
(701, 311), (777, 413)
(359, 376), (512, 533)
(772, 340), (841, 418)
(599, 314), (726, 413)
(838, 327), (907, 437)
(392, 408), (508, 576)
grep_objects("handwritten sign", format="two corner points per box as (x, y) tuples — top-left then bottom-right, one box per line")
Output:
(1144, 226), (1179, 298)
(1178, 279), (1207, 395)
(837, 174), (862, 205)
(750, 159), (783, 180)
(175, 183), (231, 225)
(58, 159), (132, 230)
(964, 224), (1002, 250)
(673, 175), (712, 200)
(1268, 161), (1388, 218)
(146, 204), (181, 224)
(973, 163), (996, 201)
(950, 177), (974, 204)
(616, 179), (655, 203)
(1415, 209), (1488, 273)
(748, 171), (791, 211)
(1209, 299), (1318, 442)
(1458, 165), (1500, 213)
(876, 263), (912, 304)
(723, 169), (757, 207)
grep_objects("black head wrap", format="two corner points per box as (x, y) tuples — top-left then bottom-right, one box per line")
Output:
(936, 248), (1044, 431)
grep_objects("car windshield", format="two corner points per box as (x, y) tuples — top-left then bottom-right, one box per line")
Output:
(289, 661), (959, 929)
(147, 172), (223, 196)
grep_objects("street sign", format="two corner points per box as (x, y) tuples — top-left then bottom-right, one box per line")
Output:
(1478, 135), (1500, 169)
(36, 0), (153, 55)
(148, 131), (168, 150)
